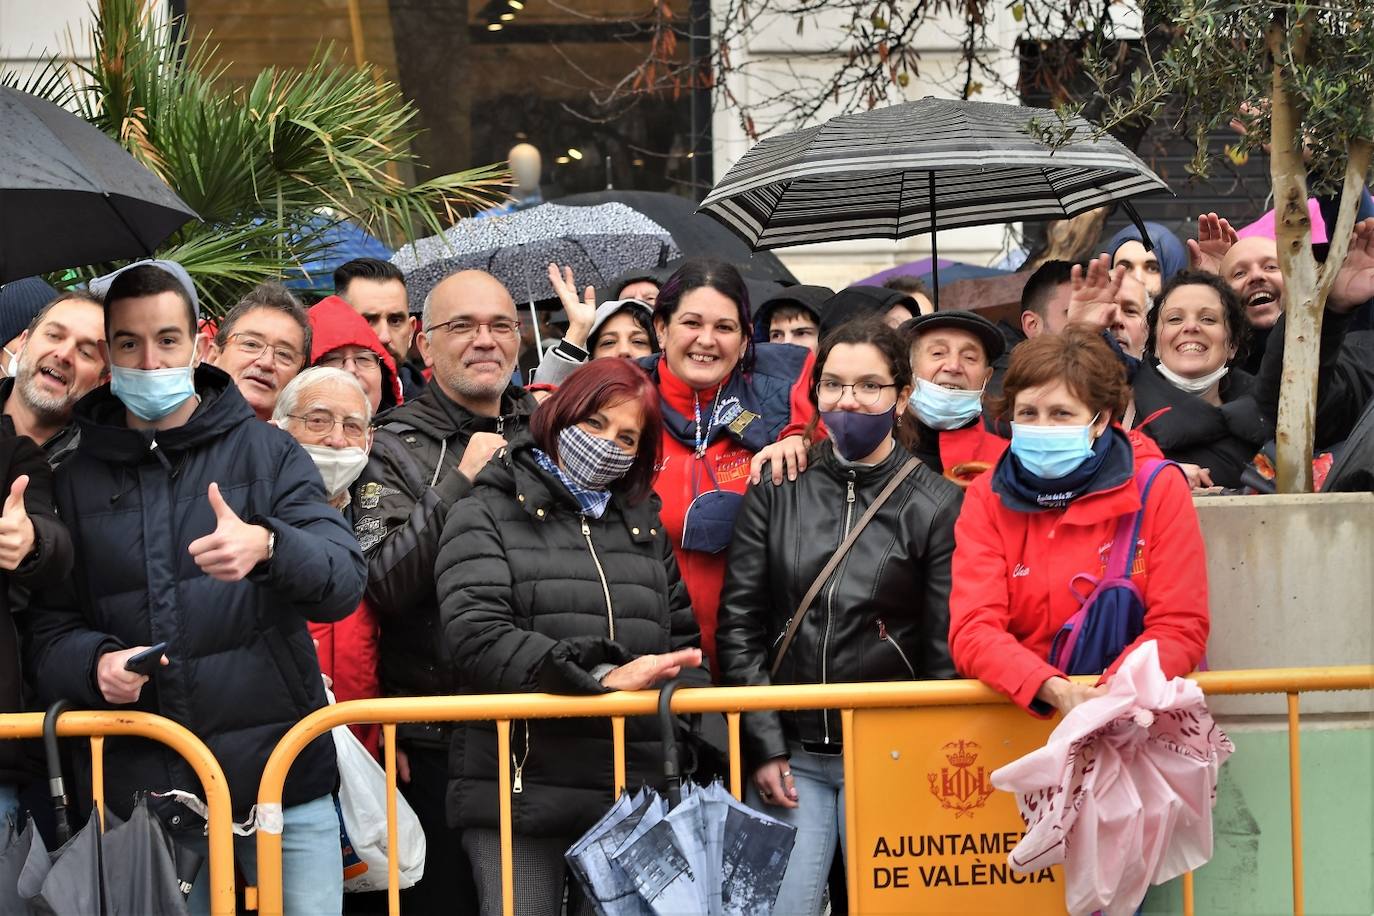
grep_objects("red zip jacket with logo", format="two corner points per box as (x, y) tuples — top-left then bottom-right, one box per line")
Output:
(650, 350), (816, 669)
(948, 428), (1208, 713)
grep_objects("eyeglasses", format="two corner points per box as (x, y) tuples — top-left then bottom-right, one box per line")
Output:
(318, 351), (382, 371)
(424, 318), (522, 340)
(288, 413), (369, 439)
(228, 333), (302, 369)
(817, 379), (898, 407)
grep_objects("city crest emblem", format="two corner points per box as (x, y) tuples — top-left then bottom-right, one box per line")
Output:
(927, 739), (995, 818)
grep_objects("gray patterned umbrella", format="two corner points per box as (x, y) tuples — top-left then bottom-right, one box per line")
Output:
(391, 202), (680, 309)
(700, 97), (1170, 251)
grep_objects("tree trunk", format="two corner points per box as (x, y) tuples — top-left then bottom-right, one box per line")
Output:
(1268, 18), (1320, 494)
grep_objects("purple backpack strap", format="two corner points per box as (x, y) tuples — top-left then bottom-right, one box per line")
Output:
(1050, 458), (1181, 670)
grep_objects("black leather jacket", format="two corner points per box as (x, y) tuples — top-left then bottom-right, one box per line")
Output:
(716, 443), (961, 765)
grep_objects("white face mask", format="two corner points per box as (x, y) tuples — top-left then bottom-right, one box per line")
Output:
(3, 348), (17, 378)
(301, 444), (369, 500)
(1156, 361), (1229, 395)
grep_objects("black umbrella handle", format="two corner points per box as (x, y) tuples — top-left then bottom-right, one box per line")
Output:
(657, 679), (683, 809)
(43, 699), (72, 844)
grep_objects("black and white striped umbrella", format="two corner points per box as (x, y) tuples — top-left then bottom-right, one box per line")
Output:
(699, 97), (1170, 251)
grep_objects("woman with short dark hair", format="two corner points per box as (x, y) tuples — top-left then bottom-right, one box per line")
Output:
(436, 359), (702, 916)
(950, 326), (1209, 716)
(1132, 269), (1268, 489)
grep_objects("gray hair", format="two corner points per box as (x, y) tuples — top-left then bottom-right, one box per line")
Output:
(273, 366), (373, 426)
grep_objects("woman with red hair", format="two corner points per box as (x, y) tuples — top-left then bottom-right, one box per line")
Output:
(435, 358), (702, 916)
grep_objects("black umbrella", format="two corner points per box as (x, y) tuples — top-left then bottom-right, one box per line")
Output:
(555, 190), (798, 286)
(0, 87), (198, 283)
(699, 96), (1169, 302)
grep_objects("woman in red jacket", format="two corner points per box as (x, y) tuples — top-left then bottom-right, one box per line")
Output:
(639, 260), (816, 670)
(949, 327), (1209, 716)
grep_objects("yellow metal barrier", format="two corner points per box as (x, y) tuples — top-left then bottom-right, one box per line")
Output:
(0, 709), (236, 916)
(252, 666), (1373, 916)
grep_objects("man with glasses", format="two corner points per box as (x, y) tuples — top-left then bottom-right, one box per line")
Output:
(307, 295), (403, 414)
(273, 367), (386, 753)
(206, 283), (311, 421)
(351, 269), (535, 913)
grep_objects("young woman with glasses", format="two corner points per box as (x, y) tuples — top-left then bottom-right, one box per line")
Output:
(716, 319), (962, 916)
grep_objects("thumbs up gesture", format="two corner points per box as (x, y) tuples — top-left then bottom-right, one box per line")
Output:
(188, 482), (272, 582)
(0, 475), (36, 571)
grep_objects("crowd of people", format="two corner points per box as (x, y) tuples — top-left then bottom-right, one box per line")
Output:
(0, 205), (1368, 915)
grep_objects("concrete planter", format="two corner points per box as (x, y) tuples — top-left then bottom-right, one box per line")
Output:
(1194, 492), (1374, 715)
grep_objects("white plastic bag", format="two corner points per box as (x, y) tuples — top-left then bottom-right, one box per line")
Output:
(328, 690), (427, 892)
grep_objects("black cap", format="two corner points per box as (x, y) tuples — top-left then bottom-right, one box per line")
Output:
(0, 277), (58, 344)
(756, 284), (834, 318)
(818, 285), (919, 337)
(901, 309), (1005, 363)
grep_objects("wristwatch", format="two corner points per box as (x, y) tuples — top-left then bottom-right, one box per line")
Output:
(264, 529), (276, 563)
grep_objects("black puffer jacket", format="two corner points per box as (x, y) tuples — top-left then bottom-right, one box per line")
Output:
(25, 367), (365, 818)
(354, 382), (537, 747)
(716, 443), (961, 766)
(436, 439), (699, 837)
(0, 430), (72, 784)
(1133, 362), (1270, 489)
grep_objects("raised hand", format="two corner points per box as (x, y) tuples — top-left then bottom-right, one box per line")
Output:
(547, 263), (598, 349)
(0, 476), (35, 571)
(1067, 254), (1126, 328)
(1330, 218), (1374, 312)
(187, 482), (271, 582)
(1187, 212), (1238, 274)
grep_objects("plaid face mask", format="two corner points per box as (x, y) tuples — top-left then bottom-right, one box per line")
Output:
(558, 424), (636, 490)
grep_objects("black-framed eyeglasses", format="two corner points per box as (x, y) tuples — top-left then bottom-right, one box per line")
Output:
(816, 379), (898, 407)
(287, 413), (369, 439)
(424, 318), (522, 340)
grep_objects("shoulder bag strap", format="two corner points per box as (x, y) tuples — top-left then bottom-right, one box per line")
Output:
(769, 457), (920, 678)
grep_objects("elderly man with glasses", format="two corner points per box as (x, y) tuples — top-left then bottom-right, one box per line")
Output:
(272, 366), (387, 757)
(349, 269), (535, 912)
(206, 283), (312, 421)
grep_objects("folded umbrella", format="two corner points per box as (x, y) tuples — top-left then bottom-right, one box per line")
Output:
(990, 641), (1234, 916)
(566, 788), (658, 916)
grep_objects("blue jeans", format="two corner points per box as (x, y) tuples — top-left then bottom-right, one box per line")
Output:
(0, 783), (19, 827)
(187, 793), (342, 916)
(745, 745), (847, 916)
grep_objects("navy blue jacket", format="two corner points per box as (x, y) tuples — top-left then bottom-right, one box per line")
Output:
(25, 366), (365, 818)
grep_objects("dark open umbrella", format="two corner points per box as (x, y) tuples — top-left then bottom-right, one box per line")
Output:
(555, 190), (798, 286)
(0, 87), (199, 283)
(699, 96), (1169, 304)
(391, 202), (680, 351)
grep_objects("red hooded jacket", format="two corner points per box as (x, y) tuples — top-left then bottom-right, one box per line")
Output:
(308, 296), (402, 411)
(304, 296), (403, 755)
(948, 428), (1208, 714)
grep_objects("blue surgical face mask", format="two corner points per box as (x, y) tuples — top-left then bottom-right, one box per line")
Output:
(1009, 414), (1101, 479)
(908, 378), (984, 430)
(110, 350), (198, 421)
